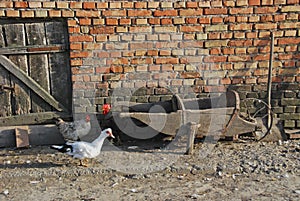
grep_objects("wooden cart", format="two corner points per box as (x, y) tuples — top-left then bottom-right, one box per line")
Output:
(109, 90), (270, 142)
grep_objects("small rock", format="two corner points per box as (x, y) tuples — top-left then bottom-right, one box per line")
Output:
(278, 140), (282, 146)
(130, 188), (137, 193)
(26, 160), (31, 164)
(190, 193), (201, 199)
(294, 190), (300, 194)
(3, 189), (9, 196)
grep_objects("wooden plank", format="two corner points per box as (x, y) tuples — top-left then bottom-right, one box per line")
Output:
(185, 122), (199, 155)
(4, 23), (31, 115)
(45, 21), (68, 45)
(0, 55), (67, 112)
(15, 126), (30, 148)
(0, 25), (12, 117)
(0, 125), (65, 148)
(0, 44), (66, 55)
(0, 111), (72, 126)
(49, 53), (72, 113)
(26, 23), (51, 113)
(0, 24), (4, 48)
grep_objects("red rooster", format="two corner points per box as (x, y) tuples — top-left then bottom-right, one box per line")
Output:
(102, 104), (111, 115)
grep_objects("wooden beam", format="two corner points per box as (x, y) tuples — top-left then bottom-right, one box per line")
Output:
(15, 126), (30, 148)
(0, 111), (72, 126)
(0, 55), (68, 112)
(0, 44), (66, 55)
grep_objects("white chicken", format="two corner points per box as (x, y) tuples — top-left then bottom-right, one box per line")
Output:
(54, 115), (91, 141)
(50, 128), (114, 166)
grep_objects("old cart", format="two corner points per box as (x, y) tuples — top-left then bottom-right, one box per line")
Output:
(108, 90), (272, 147)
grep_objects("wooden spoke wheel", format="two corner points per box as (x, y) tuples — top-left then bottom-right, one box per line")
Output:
(240, 98), (273, 141)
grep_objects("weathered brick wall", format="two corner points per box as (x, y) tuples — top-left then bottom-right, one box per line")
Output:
(1, 1), (299, 128)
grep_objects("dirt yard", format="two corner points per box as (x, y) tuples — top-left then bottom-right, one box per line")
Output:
(0, 137), (299, 201)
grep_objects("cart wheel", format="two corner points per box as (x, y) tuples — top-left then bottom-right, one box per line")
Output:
(240, 98), (273, 141)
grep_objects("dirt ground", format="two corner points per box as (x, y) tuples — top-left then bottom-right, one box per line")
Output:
(0, 136), (299, 201)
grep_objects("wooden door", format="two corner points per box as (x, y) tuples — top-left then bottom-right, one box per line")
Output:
(0, 19), (72, 126)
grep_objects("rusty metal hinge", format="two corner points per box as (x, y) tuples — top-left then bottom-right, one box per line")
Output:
(0, 84), (14, 94)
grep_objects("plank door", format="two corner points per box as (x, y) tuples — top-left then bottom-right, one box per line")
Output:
(0, 19), (72, 126)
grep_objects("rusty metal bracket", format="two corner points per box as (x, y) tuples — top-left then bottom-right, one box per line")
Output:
(0, 84), (14, 94)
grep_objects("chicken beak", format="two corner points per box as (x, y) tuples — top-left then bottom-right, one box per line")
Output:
(109, 132), (115, 139)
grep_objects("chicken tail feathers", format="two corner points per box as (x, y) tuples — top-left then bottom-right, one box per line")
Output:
(50, 144), (73, 153)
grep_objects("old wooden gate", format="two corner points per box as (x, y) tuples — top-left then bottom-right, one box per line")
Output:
(0, 19), (72, 126)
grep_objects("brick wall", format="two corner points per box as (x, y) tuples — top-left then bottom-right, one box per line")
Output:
(1, 1), (299, 129)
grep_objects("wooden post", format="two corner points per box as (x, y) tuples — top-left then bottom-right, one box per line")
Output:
(185, 122), (199, 155)
(15, 126), (30, 148)
(267, 32), (274, 128)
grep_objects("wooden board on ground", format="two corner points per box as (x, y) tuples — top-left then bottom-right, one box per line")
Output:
(15, 126), (30, 148)
(4, 23), (31, 115)
(0, 124), (65, 148)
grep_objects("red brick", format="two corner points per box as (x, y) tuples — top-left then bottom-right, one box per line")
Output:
(254, 23), (277, 30)
(212, 17), (223, 24)
(224, 16), (236, 23)
(246, 32), (258, 38)
(230, 8), (253, 15)
(130, 26), (151, 33)
(179, 9), (203, 16)
(97, 2), (108, 9)
(69, 27), (80, 33)
(156, 58), (179, 64)
(274, 14), (286, 22)
(148, 18), (160, 25)
(56, 2), (68, 9)
(186, 18), (198, 24)
(199, 17), (210, 24)
(15, 2), (28, 8)
(223, 48), (235, 55)
(208, 33), (220, 39)
(160, 18), (172, 25)
(262, 0), (274, 5)
(79, 18), (91, 25)
(69, 35), (93, 42)
(180, 72), (200, 79)
(102, 10), (126, 17)
(287, 0), (299, 4)
(249, 0), (261, 5)
(110, 66), (124, 73)
(279, 22), (300, 29)
(70, 59), (82, 66)
(131, 58), (153, 65)
(210, 48), (222, 55)
(154, 10), (178, 16)
(70, 2), (82, 9)
(28, 2), (41, 8)
(128, 10), (152, 16)
(135, 2), (147, 8)
(119, 19), (131, 25)
(147, 50), (159, 56)
(180, 25), (203, 32)
(228, 55), (250, 62)
(83, 2), (96, 9)
(204, 8), (227, 15)
(255, 7), (279, 14)
(76, 10), (100, 17)
(106, 18), (118, 25)
(49, 10), (61, 17)
(186, 2), (198, 8)
(278, 38), (300, 45)
(180, 41), (203, 48)
(122, 2), (134, 8)
(261, 15), (273, 22)
(90, 27), (115, 34)
(204, 56), (227, 63)
(253, 54), (270, 61)
(229, 24), (252, 31)
(21, 11), (34, 18)
(229, 40), (252, 46)
(70, 51), (91, 58)
(70, 43), (82, 50)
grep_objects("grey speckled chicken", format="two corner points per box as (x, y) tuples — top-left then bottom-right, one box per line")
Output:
(55, 115), (91, 141)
